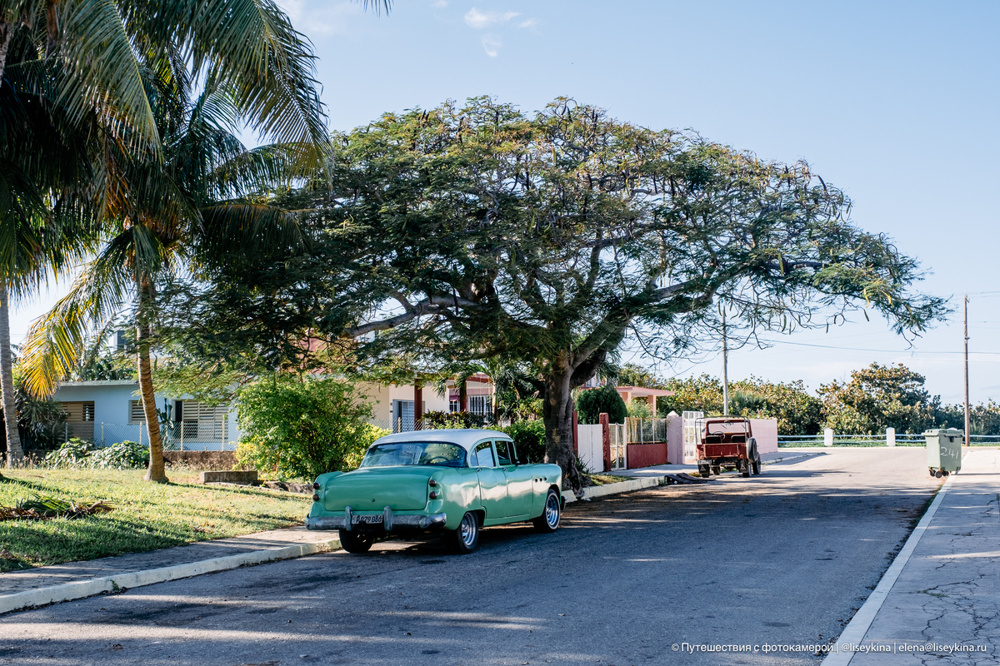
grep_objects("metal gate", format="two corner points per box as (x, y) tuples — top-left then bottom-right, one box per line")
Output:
(682, 411), (704, 463)
(609, 423), (627, 470)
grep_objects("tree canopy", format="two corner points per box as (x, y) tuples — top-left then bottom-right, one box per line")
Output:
(157, 97), (947, 490)
(818, 362), (940, 435)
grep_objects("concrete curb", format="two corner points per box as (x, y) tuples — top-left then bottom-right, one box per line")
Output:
(0, 537), (341, 616)
(764, 452), (818, 465)
(820, 470), (956, 666)
(562, 476), (661, 504)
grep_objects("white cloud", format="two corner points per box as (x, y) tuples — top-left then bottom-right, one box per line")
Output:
(481, 35), (503, 57)
(275, 1), (361, 36)
(517, 18), (538, 29)
(464, 8), (520, 30)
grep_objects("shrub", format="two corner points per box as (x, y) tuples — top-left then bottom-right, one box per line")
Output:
(344, 424), (390, 469)
(576, 384), (628, 424)
(236, 376), (377, 480)
(501, 420), (546, 463)
(626, 401), (653, 418)
(91, 441), (149, 469)
(42, 439), (94, 468)
(422, 410), (485, 429)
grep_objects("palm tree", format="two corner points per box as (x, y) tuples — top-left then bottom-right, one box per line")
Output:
(0, 28), (100, 466)
(3, 0), (377, 473)
(21, 66), (313, 481)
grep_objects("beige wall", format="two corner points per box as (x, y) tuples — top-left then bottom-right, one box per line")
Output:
(749, 418), (778, 454)
(355, 382), (451, 425)
(667, 415), (684, 464)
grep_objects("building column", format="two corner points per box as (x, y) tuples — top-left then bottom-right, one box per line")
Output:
(414, 381), (423, 430)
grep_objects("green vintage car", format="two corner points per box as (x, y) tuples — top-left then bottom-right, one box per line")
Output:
(305, 429), (563, 554)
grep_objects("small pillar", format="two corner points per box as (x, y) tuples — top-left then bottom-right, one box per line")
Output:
(600, 412), (611, 472)
(572, 410), (579, 454)
(414, 382), (423, 430)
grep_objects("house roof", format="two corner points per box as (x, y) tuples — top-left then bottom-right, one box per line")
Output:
(57, 380), (139, 388)
(372, 428), (512, 451)
(615, 386), (675, 398)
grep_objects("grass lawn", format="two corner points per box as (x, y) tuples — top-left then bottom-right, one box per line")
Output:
(0, 469), (310, 573)
(588, 473), (629, 486)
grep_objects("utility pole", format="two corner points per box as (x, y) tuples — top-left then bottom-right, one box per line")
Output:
(964, 295), (970, 447)
(722, 308), (729, 417)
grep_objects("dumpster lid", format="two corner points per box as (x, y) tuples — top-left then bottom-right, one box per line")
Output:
(922, 428), (964, 436)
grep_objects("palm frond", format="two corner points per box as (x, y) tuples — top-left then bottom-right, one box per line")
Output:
(19, 242), (137, 397)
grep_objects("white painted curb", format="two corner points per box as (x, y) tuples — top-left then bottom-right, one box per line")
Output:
(821, 471), (957, 666)
(0, 537), (340, 616)
(562, 476), (660, 504)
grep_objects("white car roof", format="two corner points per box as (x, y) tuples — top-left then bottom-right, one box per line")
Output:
(372, 428), (512, 452)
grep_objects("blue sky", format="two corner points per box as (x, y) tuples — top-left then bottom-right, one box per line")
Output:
(13, 0), (1000, 404)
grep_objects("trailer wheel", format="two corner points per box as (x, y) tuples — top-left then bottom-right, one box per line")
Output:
(698, 464), (711, 477)
(741, 458), (751, 478)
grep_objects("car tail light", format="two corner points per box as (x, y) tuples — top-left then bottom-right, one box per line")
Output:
(429, 491), (439, 500)
(313, 482), (320, 490)
(428, 479), (437, 487)
(312, 494), (320, 502)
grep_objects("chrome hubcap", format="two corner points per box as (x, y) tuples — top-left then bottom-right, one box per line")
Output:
(545, 494), (560, 528)
(460, 514), (477, 546)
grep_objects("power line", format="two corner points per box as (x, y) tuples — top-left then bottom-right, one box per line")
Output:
(760, 339), (1000, 356)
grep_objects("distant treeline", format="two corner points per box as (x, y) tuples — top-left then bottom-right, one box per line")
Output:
(619, 362), (995, 436)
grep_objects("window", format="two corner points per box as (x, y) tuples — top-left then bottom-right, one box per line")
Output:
(360, 442), (467, 468)
(62, 402), (95, 423)
(472, 441), (496, 467)
(178, 400), (229, 440)
(129, 400), (146, 424)
(468, 395), (491, 417)
(494, 439), (515, 466)
(449, 399), (460, 413)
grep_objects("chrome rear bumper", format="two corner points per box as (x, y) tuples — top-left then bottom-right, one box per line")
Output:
(305, 506), (447, 532)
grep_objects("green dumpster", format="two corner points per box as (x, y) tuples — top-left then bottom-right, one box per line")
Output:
(924, 428), (963, 478)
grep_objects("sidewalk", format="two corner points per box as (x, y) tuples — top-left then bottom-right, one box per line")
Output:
(823, 447), (1000, 664)
(0, 526), (340, 615)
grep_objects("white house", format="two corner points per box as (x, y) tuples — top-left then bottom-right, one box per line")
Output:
(52, 380), (240, 451)
(52, 374), (499, 448)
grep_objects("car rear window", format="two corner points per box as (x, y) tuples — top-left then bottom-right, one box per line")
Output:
(360, 442), (468, 468)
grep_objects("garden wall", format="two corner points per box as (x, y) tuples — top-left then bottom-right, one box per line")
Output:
(164, 451), (239, 469)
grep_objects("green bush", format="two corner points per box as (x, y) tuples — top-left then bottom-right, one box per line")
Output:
(42, 439), (94, 468)
(236, 376), (379, 480)
(576, 384), (628, 424)
(91, 441), (149, 469)
(626, 401), (653, 418)
(422, 410), (485, 429)
(501, 420), (546, 463)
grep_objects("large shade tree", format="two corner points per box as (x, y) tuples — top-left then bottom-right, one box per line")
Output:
(325, 98), (946, 490)
(149, 98), (946, 491)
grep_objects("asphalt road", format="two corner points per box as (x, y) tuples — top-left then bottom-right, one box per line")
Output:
(1, 448), (941, 666)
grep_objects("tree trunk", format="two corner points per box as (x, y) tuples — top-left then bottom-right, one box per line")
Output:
(541, 366), (586, 493)
(0, 22), (11, 84)
(0, 280), (24, 468)
(0, 24), (16, 478)
(136, 281), (167, 483)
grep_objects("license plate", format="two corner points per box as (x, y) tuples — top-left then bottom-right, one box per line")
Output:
(353, 514), (383, 525)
